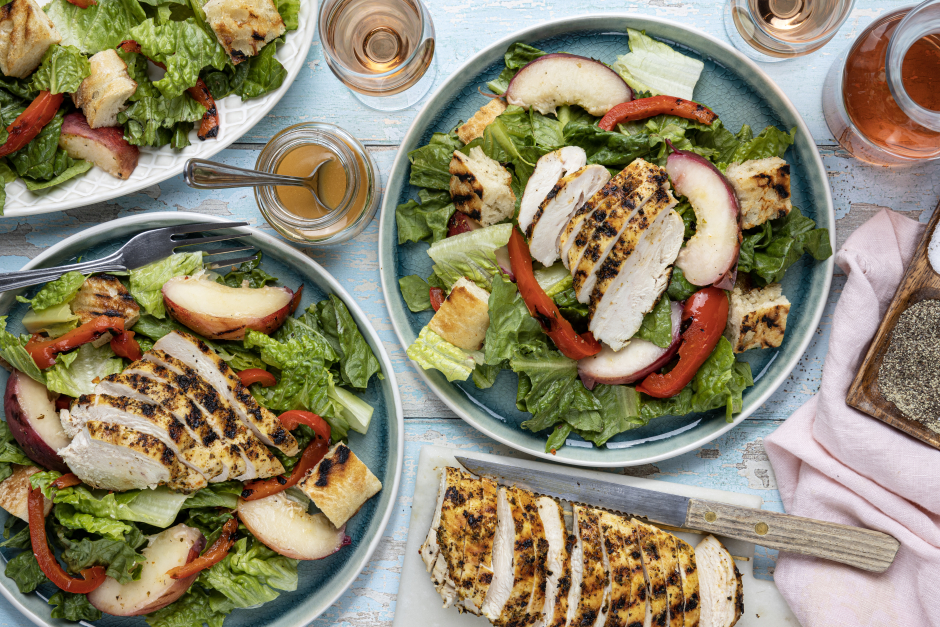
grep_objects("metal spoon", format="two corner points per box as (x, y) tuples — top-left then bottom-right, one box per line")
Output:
(183, 158), (334, 209)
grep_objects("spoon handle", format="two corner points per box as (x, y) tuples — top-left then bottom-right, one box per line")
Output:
(184, 159), (307, 190)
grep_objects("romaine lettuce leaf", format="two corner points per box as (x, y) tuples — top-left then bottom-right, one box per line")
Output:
(0, 77), (36, 102)
(129, 251), (204, 318)
(5, 110), (89, 185)
(407, 131), (462, 190)
(396, 188), (455, 245)
(54, 502), (137, 542)
(53, 526), (147, 585)
(399, 275), (432, 312)
(0, 421), (32, 483)
(427, 223), (513, 290)
(118, 94), (207, 148)
(5, 551), (47, 593)
(737, 206), (833, 286)
(311, 296), (381, 390)
(486, 42), (546, 95)
(21, 159), (92, 191)
(48, 591), (102, 622)
(216, 251), (277, 288)
(0, 317), (45, 385)
(635, 296), (673, 348)
(667, 266), (697, 301)
(182, 481), (243, 510)
(513, 346), (603, 436)
(129, 18), (229, 97)
(406, 326), (476, 382)
(46, 343), (124, 397)
(16, 271), (84, 311)
(579, 384), (644, 446)
(276, 0), (299, 29)
(146, 587), (229, 627)
(198, 537), (298, 609)
(235, 40), (287, 100)
(29, 45), (91, 95)
(484, 273), (545, 366)
(563, 123), (651, 167)
(612, 28), (704, 101)
(118, 49), (159, 102)
(46, 0), (147, 55)
(726, 125), (796, 165)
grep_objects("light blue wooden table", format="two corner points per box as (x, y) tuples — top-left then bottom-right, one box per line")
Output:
(1, 1), (938, 625)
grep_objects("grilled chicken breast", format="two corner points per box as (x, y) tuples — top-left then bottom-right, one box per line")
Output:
(695, 535), (742, 627)
(436, 467), (475, 609)
(569, 506), (609, 627)
(525, 165), (611, 267)
(564, 503), (585, 627)
(599, 512), (647, 627)
(660, 533), (685, 627)
(676, 538), (701, 627)
(483, 486), (536, 626)
(537, 497), (571, 627)
(589, 211), (684, 351)
(71, 274), (141, 327)
(60, 421), (205, 492)
(523, 490), (548, 627)
(464, 476), (500, 615)
(123, 358), (281, 481)
(568, 161), (671, 303)
(67, 394), (223, 481)
(635, 520), (669, 627)
(519, 147), (587, 233)
(422, 470), (459, 606)
(151, 332), (298, 456)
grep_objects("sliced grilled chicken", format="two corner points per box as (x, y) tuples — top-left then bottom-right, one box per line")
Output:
(589, 211), (684, 351)
(537, 496), (571, 627)
(95, 373), (235, 482)
(437, 467), (476, 609)
(151, 332), (298, 456)
(635, 520), (669, 627)
(519, 146), (587, 232)
(568, 160), (670, 303)
(463, 475), (499, 615)
(695, 535), (742, 627)
(599, 512), (646, 627)
(422, 470), (458, 606)
(482, 486), (536, 626)
(659, 532), (685, 627)
(676, 538), (700, 627)
(71, 274), (141, 326)
(59, 421), (205, 493)
(124, 357), (281, 480)
(524, 490), (548, 626)
(569, 506), (609, 627)
(526, 165), (612, 267)
(67, 394), (223, 481)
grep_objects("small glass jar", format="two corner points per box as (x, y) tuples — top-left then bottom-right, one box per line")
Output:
(255, 122), (381, 245)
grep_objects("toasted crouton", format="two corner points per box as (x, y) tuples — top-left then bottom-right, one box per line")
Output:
(72, 50), (137, 129)
(0, 0), (61, 79)
(457, 99), (508, 144)
(724, 281), (790, 353)
(725, 156), (792, 230)
(299, 443), (382, 528)
(449, 147), (516, 227)
(0, 465), (52, 522)
(203, 0), (285, 64)
(428, 277), (490, 351)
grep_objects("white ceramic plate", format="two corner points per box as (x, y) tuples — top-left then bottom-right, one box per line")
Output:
(2, 3), (313, 218)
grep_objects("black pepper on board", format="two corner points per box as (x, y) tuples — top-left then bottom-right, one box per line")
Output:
(879, 299), (940, 433)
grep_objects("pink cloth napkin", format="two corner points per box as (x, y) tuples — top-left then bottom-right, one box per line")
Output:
(763, 208), (940, 626)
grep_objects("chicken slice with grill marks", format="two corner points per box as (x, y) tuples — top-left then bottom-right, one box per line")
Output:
(522, 489), (548, 627)
(660, 532), (686, 627)
(589, 211), (684, 351)
(59, 421), (205, 493)
(452, 472), (493, 615)
(599, 511), (640, 627)
(519, 147), (587, 234)
(482, 486), (536, 626)
(568, 160), (670, 303)
(536, 496), (571, 627)
(123, 357), (281, 480)
(695, 535), (742, 627)
(71, 274), (141, 327)
(421, 470), (458, 606)
(436, 467), (476, 609)
(525, 165), (612, 267)
(463, 475), (499, 615)
(151, 332), (298, 456)
(622, 520), (651, 627)
(634, 520), (669, 627)
(569, 506), (610, 627)
(675, 538), (700, 627)
(66, 394), (222, 481)
(95, 372), (236, 482)
(563, 504), (584, 627)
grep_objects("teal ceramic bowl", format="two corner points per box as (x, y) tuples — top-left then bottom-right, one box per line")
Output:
(378, 15), (834, 467)
(0, 213), (404, 627)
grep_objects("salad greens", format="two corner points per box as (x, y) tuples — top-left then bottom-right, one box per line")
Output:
(396, 31), (832, 453)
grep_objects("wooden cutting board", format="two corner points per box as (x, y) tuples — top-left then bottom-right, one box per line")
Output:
(393, 445), (799, 627)
(847, 200), (940, 450)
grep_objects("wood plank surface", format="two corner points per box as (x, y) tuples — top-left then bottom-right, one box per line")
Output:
(0, 0), (937, 625)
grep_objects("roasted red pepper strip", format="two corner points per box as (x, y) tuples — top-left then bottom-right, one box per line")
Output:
(0, 92), (64, 158)
(65, 0), (97, 7)
(52, 473), (82, 490)
(110, 330), (142, 362)
(167, 518), (238, 580)
(276, 410), (331, 442)
(429, 287), (445, 312)
(238, 368), (277, 388)
(29, 487), (106, 592)
(507, 228), (601, 360)
(26, 316), (126, 369)
(636, 287), (729, 398)
(240, 435), (330, 501)
(117, 40), (218, 140)
(598, 95), (718, 132)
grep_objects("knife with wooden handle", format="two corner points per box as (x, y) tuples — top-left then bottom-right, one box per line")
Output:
(456, 457), (900, 573)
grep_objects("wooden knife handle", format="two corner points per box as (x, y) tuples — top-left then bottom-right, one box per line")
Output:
(685, 499), (900, 573)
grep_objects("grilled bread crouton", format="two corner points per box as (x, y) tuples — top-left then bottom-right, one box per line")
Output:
(299, 443), (382, 528)
(449, 147), (516, 227)
(427, 277), (490, 351)
(456, 99), (508, 144)
(725, 156), (792, 230)
(0, 0), (61, 79)
(72, 50), (137, 129)
(72, 274), (141, 327)
(724, 281), (790, 353)
(0, 465), (52, 521)
(203, 0), (285, 64)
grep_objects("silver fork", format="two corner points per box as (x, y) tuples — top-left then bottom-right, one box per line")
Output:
(0, 221), (259, 294)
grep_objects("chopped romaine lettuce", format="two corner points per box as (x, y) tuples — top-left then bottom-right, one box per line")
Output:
(396, 189), (455, 245)
(28, 45), (90, 95)
(198, 537), (298, 610)
(514, 346), (603, 435)
(533, 263), (571, 297)
(0, 421), (33, 483)
(53, 502), (138, 542)
(635, 296), (673, 348)
(667, 266), (698, 301)
(5, 551), (47, 593)
(53, 524), (147, 585)
(16, 271), (84, 311)
(0, 317), (45, 385)
(118, 94), (207, 148)
(327, 385), (373, 434)
(311, 296), (382, 390)
(48, 591), (102, 622)
(406, 326), (476, 382)
(483, 274), (545, 366)
(407, 131), (463, 191)
(580, 384), (645, 447)
(738, 207), (833, 286)
(427, 223), (513, 291)
(216, 252), (277, 289)
(145, 587), (230, 627)
(129, 251), (204, 318)
(129, 18), (229, 98)
(182, 481), (243, 510)
(46, 0), (147, 55)
(487, 42), (546, 95)
(236, 41), (287, 100)
(725, 125), (796, 166)
(46, 343), (124, 397)
(398, 275), (432, 312)
(612, 28), (704, 101)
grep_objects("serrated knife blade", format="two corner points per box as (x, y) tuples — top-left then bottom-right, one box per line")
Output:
(454, 456), (901, 573)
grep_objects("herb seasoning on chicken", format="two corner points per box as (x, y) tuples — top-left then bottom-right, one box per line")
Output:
(879, 299), (940, 433)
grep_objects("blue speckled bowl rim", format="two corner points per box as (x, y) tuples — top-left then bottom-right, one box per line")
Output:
(378, 14), (834, 468)
(0, 212), (405, 627)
